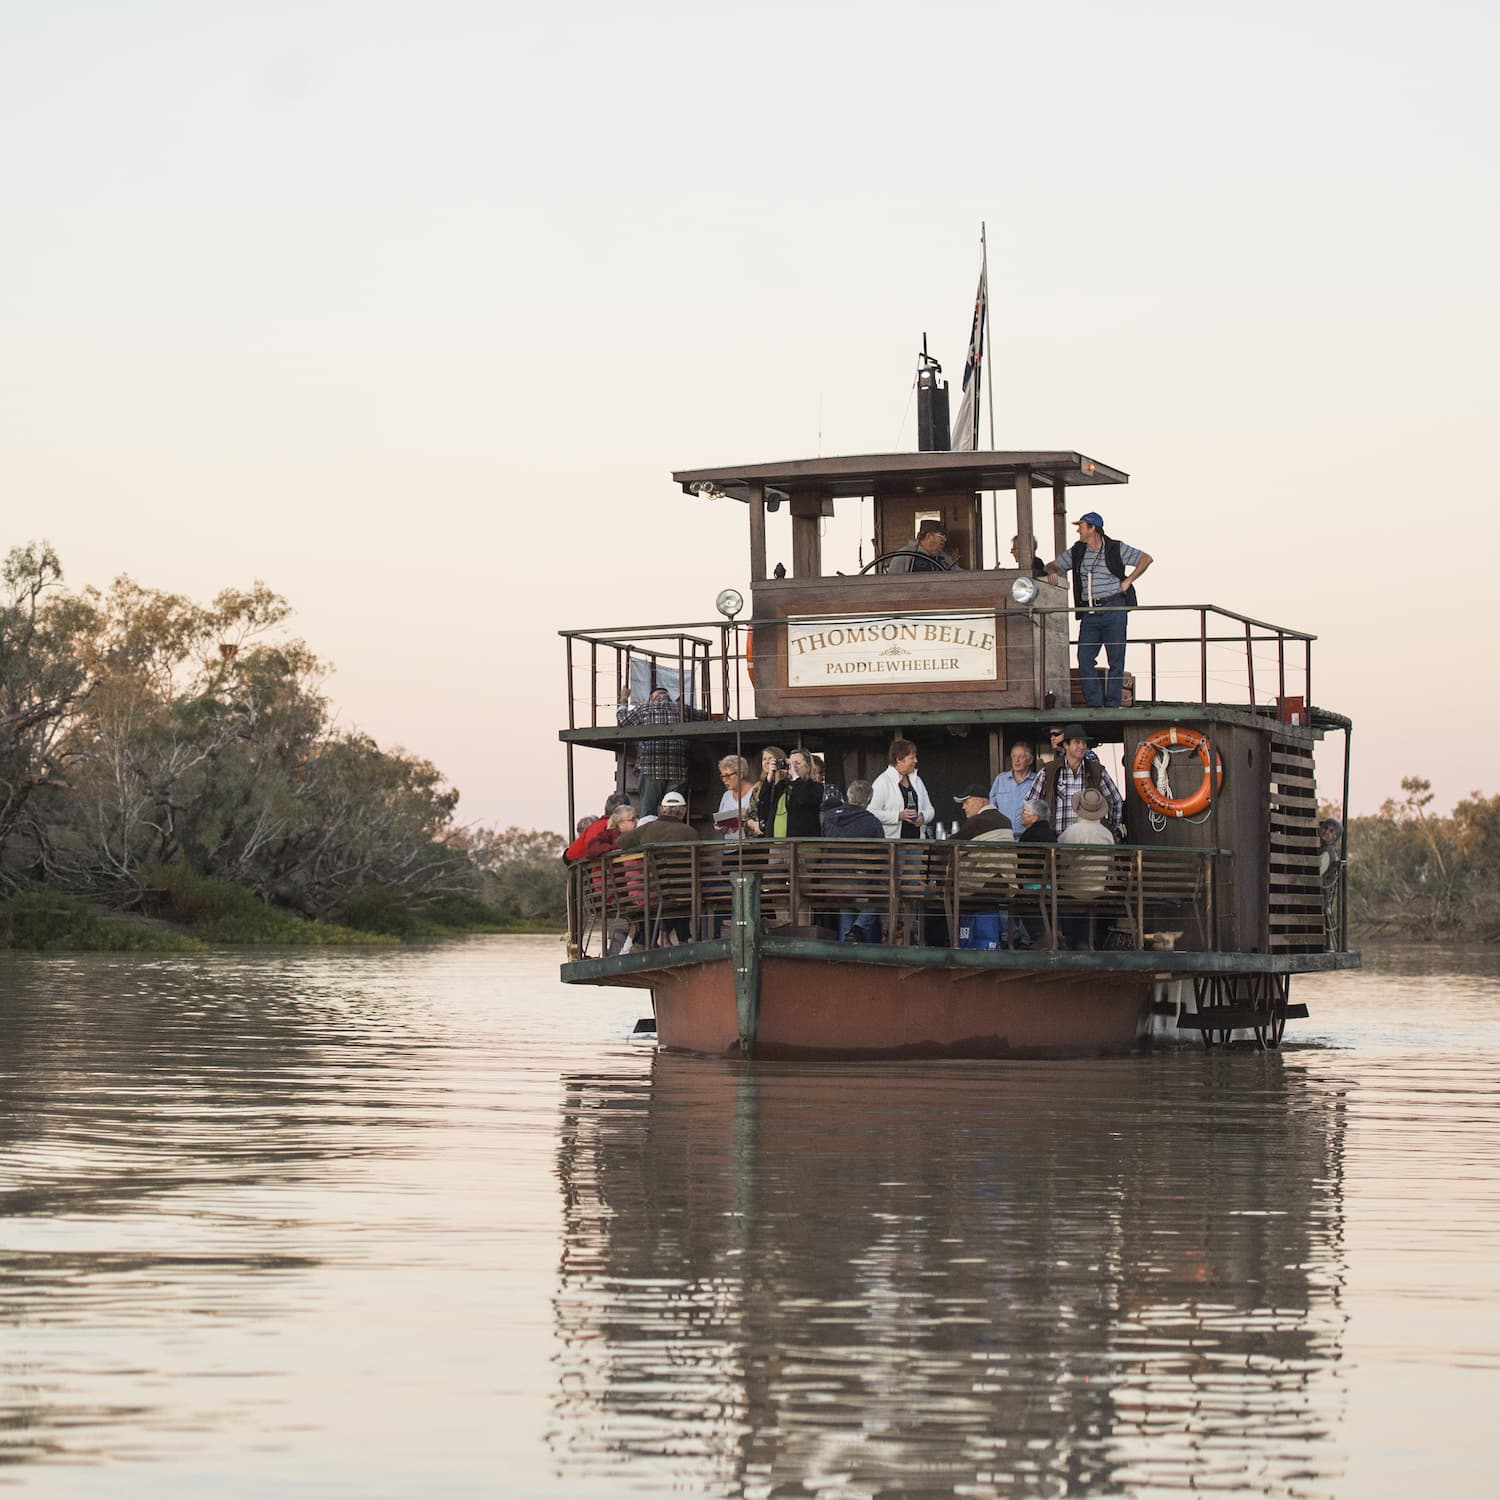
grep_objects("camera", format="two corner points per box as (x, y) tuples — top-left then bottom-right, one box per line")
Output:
(774, 758), (789, 770)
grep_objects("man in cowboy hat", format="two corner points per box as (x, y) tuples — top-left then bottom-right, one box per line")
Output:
(1031, 724), (1123, 838)
(1046, 510), (1152, 709)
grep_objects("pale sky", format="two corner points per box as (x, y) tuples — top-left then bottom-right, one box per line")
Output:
(3, 1), (1495, 832)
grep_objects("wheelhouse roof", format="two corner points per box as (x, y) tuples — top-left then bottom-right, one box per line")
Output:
(673, 449), (1127, 503)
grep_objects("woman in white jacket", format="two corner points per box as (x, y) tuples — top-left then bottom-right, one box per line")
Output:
(868, 738), (935, 839)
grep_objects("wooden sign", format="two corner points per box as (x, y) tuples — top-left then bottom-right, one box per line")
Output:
(786, 612), (999, 687)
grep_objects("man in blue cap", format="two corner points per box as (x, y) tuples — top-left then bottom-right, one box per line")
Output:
(1046, 511), (1153, 709)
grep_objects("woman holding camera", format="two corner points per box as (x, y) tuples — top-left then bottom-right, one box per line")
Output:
(754, 746), (824, 838)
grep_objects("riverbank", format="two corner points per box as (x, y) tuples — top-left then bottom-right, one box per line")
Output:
(0, 879), (557, 953)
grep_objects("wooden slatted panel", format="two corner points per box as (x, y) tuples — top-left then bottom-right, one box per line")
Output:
(1268, 733), (1324, 952)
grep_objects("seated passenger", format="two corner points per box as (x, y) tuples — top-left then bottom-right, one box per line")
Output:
(1017, 797), (1056, 843)
(950, 785), (1016, 945)
(885, 519), (956, 574)
(617, 792), (697, 946)
(618, 792), (698, 849)
(821, 778), (884, 944)
(822, 778), (883, 839)
(952, 785), (1014, 841)
(1057, 787), (1116, 948)
(566, 804), (636, 863)
(1011, 533), (1047, 580)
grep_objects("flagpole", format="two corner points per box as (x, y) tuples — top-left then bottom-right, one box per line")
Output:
(982, 222), (994, 450)
(981, 222), (997, 565)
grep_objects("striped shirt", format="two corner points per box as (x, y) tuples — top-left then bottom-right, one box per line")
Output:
(1051, 540), (1142, 606)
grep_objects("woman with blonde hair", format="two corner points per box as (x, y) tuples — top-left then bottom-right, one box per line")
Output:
(714, 754), (754, 840)
(748, 745), (788, 837)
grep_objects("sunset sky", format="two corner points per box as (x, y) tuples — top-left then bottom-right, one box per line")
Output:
(4, 1), (1495, 832)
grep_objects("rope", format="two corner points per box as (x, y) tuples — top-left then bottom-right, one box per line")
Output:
(1146, 745), (1213, 830)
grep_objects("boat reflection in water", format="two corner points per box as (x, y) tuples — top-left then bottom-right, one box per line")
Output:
(552, 1052), (1349, 1495)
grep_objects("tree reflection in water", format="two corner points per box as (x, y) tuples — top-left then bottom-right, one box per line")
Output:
(552, 1052), (1348, 1496)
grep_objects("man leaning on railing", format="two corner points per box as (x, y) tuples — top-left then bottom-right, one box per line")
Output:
(1046, 510), (1152, 710)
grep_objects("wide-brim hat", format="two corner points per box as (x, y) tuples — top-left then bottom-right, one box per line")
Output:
(1075, 788), (1107, 820)
(1061, 723), (1088, 743)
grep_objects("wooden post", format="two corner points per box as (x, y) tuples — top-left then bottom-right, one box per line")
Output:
(1052, 483), (1068, 561)
(748, 481), (767, 582)
(1015, 468), (1035, 573)
(789, 495), (824, 579)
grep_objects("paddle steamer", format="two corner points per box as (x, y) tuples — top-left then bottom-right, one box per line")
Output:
(557, 372), (1358, 1058)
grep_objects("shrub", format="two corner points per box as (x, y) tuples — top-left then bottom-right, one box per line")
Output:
(139, 863), (394, 945)
(0, 891), (203, 952)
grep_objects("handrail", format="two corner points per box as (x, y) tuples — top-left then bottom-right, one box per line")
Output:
(562, 601), (1316, 726)
(566, 839), (1218, 959)
(558, 602), (1317, 642)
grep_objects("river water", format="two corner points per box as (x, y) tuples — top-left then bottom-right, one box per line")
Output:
(1, 939), (1498, 1497)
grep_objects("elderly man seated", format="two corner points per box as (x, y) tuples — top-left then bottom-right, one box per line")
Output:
(822, 778), (885, 944)
(1057, 786), (1116, 949)
(949, 784), (1016, 948)
(618, 792), (698, 946)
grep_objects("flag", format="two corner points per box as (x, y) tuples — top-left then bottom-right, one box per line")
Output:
(951, 249), (988, 452)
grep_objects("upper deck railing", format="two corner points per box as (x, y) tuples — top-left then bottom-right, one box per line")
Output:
(566, 839), (1219, 959)
(561, 602), (1316, 729)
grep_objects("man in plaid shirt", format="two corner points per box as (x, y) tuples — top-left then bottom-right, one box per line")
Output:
(1031, 724), (1123, 837)
(616, 687), (706, 817)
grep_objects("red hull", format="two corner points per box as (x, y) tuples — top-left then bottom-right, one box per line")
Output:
(648, 955), (1153, 1059)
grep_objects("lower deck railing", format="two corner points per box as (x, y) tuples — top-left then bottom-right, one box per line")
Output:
(566, 839), (1217, 959)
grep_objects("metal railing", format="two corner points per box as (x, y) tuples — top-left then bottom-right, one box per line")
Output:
(566, 839), (1217, 959)
(561, 602), (1315, 727)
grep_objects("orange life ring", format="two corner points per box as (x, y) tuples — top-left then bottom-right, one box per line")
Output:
(745, 628), (754, 682)
(1131, 727), (1223, 818)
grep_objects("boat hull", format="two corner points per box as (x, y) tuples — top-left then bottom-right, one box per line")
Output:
(643, 953), (1155, 1059)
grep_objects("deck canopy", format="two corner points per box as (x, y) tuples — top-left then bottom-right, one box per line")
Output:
(674, 450), (1128, 504)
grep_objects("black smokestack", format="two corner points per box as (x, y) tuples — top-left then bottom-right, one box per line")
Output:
(916, 336), (950, 451)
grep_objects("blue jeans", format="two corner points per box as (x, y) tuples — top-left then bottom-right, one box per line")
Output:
(838, 910), (881, 942)
(638, 775), (684, 819)
(1077, 604), (1129, 708)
